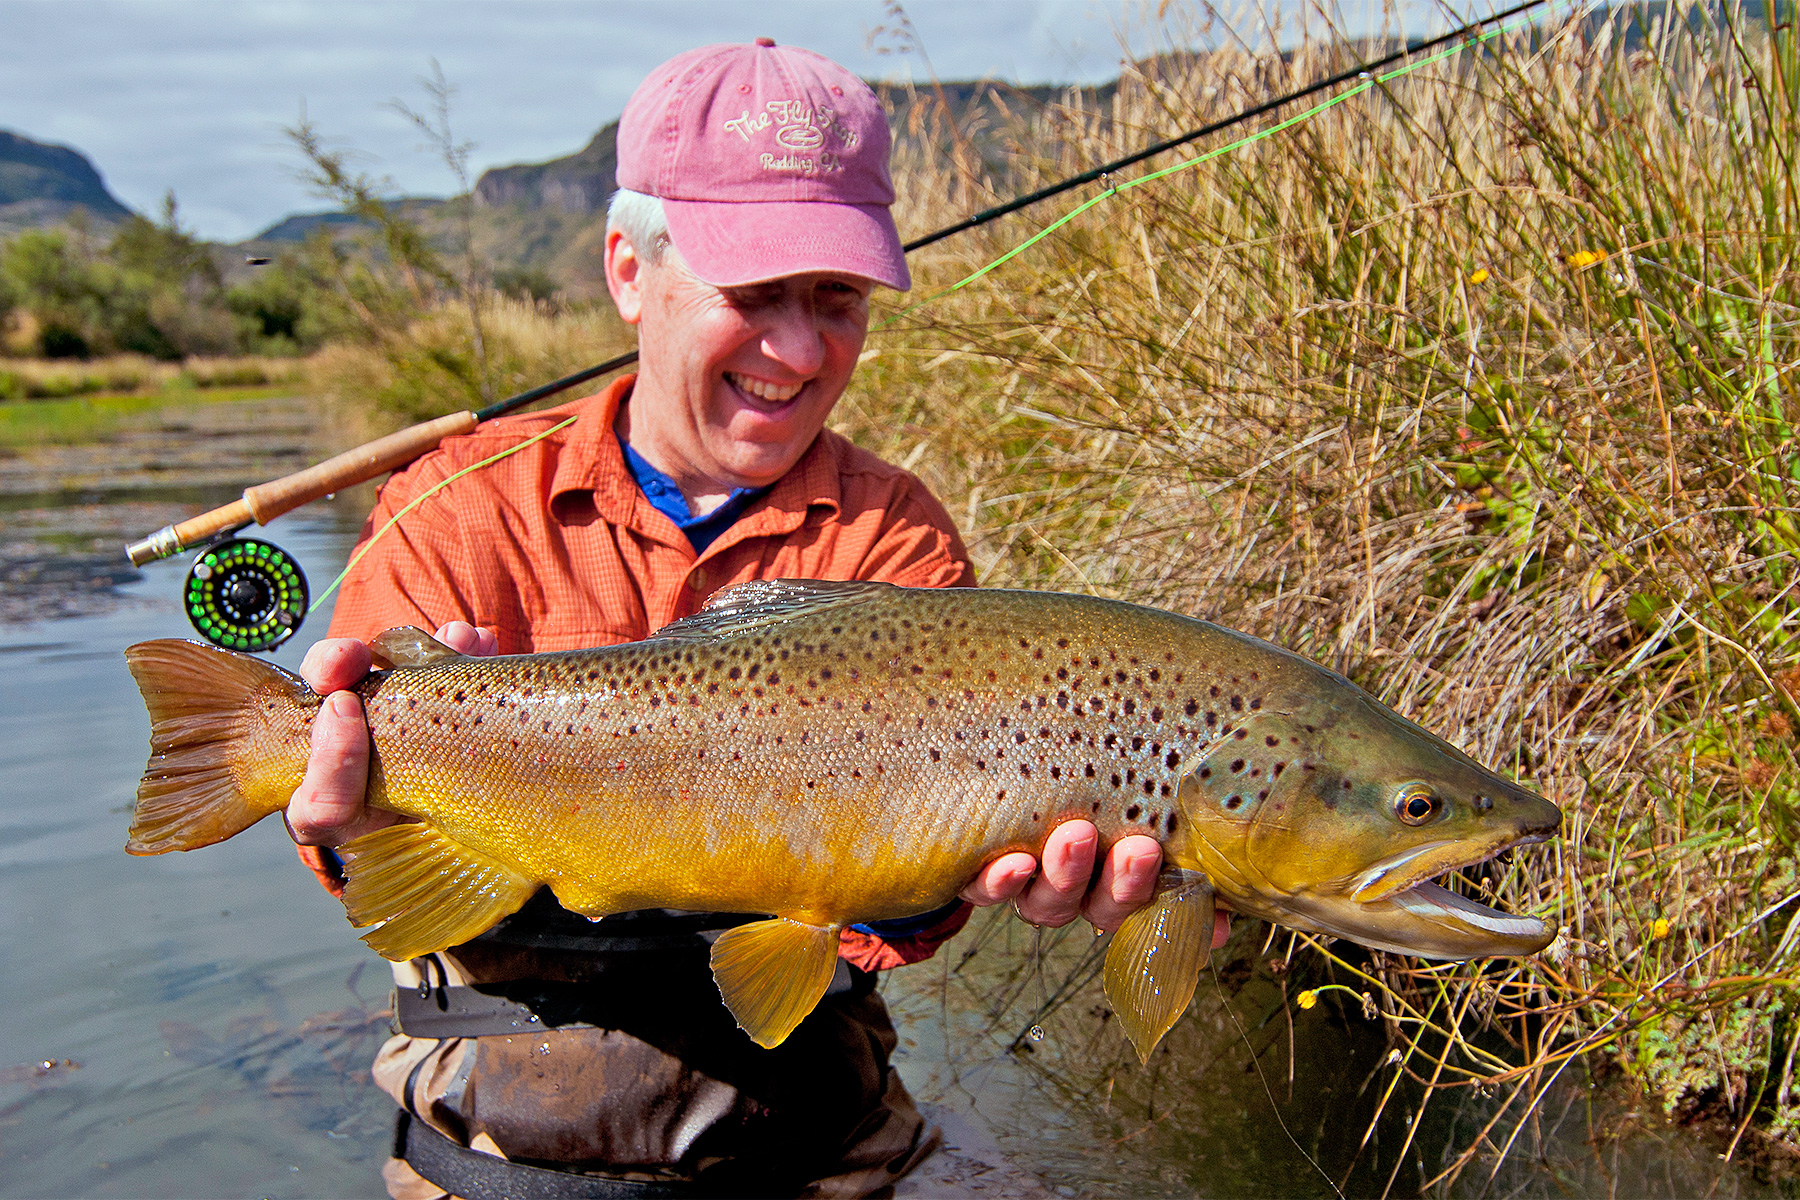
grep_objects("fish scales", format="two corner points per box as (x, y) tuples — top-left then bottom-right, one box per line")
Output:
(356, 586), (1217, 923)
(125, 579), (1560, 1058)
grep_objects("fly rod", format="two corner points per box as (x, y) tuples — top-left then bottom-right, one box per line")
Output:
(125, 0), (1548, 649)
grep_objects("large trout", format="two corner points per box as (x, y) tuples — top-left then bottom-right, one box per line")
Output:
(125, 580), (1560, 1061)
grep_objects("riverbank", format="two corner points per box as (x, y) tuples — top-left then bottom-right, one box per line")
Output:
(0, 391), (325, 623)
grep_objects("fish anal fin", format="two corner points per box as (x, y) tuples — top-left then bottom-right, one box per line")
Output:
(338, 823), (535, 961)
(369, 626), (465, 670)
(1103, 868), (1215, 1065)
(709, 918), (842, 1049)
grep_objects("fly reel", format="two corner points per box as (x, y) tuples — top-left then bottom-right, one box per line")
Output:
(183, 537), (309, 652)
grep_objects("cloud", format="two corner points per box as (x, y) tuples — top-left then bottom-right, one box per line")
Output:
(0, 0), (1154, 241)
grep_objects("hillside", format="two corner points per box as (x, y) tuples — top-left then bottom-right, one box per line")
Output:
(0, 129), (134, 236)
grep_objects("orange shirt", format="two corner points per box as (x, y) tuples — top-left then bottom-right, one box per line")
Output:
(313, 373), (976, 969)
(326, 374), (975, 650)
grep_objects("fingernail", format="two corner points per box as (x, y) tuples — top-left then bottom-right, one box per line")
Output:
(328, 692), (359, 718)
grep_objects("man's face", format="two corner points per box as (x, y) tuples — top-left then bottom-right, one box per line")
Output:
(614, 235), (873, 498)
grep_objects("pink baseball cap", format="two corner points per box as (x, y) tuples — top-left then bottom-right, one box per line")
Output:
(616, 38), (911, 291)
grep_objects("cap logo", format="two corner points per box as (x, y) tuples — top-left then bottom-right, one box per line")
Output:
(720, 99), (865, 175)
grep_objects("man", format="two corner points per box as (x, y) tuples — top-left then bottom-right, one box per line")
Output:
(286, 40), (1221, 1198)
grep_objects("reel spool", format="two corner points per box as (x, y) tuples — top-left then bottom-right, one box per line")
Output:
(183, 537), (309, 652)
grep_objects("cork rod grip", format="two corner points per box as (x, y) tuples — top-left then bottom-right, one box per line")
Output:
(125, 410), (478, 566)
(241, 410), (478, 524)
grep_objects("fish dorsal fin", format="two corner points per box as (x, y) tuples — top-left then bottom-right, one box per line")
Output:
(1103, 868), (1216, 1064)
(653, 579), (896, 642)
(369, 626), (465, 670)
(709, 917), (843, 1048)
(337, 823), (537, 960)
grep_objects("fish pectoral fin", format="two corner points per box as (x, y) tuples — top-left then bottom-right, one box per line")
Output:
(369, 626), (465, 670)
(337, 823), (536, 961)
(709, 917), (842, 1050)
(1103, 868), (1216, 1065)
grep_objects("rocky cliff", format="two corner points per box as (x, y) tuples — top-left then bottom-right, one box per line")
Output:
(474, 123), (618, 215)
(0, 129), (134, 235)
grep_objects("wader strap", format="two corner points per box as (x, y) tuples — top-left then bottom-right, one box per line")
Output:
(393, 961), (866, 1038)
(395, 1110), (708, 1199)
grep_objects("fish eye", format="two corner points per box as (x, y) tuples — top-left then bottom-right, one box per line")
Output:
(1395, 785), (1442, 826)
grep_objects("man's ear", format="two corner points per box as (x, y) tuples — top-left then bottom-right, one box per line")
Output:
(604, 229), (645, 326)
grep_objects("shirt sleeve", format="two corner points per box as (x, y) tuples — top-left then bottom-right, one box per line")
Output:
(323, 453), (486, 644)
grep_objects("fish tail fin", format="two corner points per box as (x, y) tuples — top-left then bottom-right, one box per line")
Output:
(124, 639), (315, 855)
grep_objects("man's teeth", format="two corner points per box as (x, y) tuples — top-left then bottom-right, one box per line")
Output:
(727, 373), (804, 402)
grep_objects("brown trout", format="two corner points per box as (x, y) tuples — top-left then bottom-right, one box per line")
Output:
(125, 580), (1560, 1061)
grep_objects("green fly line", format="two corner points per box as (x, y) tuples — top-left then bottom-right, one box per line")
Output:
(308, 415), (579, 615)
(877, 1), (1562, 330)
(325, 2), (1566, 599)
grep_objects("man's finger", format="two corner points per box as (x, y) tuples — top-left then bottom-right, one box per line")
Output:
(960, 852), (1038, 906)
(298, 637), (372, 696)
(1084, 835), (1162, 932)
(287, 691), (390, 845)
(1212, 909), (1231, 949)
(1012, 821), (1098, 927)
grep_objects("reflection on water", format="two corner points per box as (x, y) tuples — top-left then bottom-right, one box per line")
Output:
(0, 490), (1789, 1198)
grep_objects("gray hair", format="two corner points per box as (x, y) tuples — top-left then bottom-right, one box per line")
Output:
(606, 188), (670, 267)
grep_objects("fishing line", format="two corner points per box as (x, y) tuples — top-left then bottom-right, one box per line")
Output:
(156, 0), (1568, 650)
(877, 0), (1560, 330)
(1210, 958), (1347, 1200)
(454, 0), (1555, 425)
(307, 415), (578, 615)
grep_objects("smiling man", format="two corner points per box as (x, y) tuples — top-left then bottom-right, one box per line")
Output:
(284, 40), (1206, 1199)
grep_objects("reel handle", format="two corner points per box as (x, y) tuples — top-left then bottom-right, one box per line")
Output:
(126, 410), (479, 566)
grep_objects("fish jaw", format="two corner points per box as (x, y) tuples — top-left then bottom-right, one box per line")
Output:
(1332, 832), (1555, 959)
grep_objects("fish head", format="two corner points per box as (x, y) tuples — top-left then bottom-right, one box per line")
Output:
(1176, 661), (1561, 961)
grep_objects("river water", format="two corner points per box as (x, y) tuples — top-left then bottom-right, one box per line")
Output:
(0, 487), (1787, 1198)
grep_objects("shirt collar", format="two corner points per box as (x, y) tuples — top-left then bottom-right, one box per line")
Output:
(548, 373), (844, 558)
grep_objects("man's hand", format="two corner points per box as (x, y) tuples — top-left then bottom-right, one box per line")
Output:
(286, 622), (498, 847)
(960, 822), (1231, 949)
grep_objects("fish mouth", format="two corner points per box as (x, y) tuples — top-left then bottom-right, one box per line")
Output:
(1350, 832), (1555, 951)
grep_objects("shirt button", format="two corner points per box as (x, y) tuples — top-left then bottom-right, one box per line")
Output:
(647, 481), (663, 495)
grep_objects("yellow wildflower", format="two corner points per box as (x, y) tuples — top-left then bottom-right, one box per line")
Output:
(1566, 249), (1608, 269)
(1296, 989), (1319, 1010)
(1652, 917), (1671, 939)
(1468, 268), (1490, 285)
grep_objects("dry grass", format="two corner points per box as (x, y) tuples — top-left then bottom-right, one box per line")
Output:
(306, 294), (633, 444)
(835, 0), (1800, 1180)
(0, 354), (305, 401)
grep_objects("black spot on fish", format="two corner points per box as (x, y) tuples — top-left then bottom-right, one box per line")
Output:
(1225, 795), (1242, 810)
(1230, 695), (1243, 711)
(1111, 773), (1122, 788)
(1273, 762), (1286, 777)
(1167, 812), (1179, 836)
(1198, 766), (1212, 780)
(1185, 699), (1199, 717)
(1205, 712), (1217, 727)
(1126, 804), (1142, 821)
(1165, 750), (1180, 770)
(1085, 764), (1096, 778)
(1230, 759), (1245, 773)
(1234, 729), (1248, 740)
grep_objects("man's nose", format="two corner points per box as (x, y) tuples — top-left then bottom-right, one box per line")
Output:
(758, 302), (828, 376)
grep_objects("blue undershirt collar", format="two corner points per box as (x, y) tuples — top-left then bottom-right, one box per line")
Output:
(621, 442), (771, 554)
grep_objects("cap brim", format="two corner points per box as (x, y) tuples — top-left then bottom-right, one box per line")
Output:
(661, 198), (911, 292)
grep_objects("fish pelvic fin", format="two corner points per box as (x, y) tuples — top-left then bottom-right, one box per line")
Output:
(338, 823), (537, 961)
(709, 917), (843, 1049)
(1103, 868), (1216, 1065)
(123, 639), (312, 855)
(369, 626), (465, 670)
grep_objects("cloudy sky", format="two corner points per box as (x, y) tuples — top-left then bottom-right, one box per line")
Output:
(0, 0), (1430, 242)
